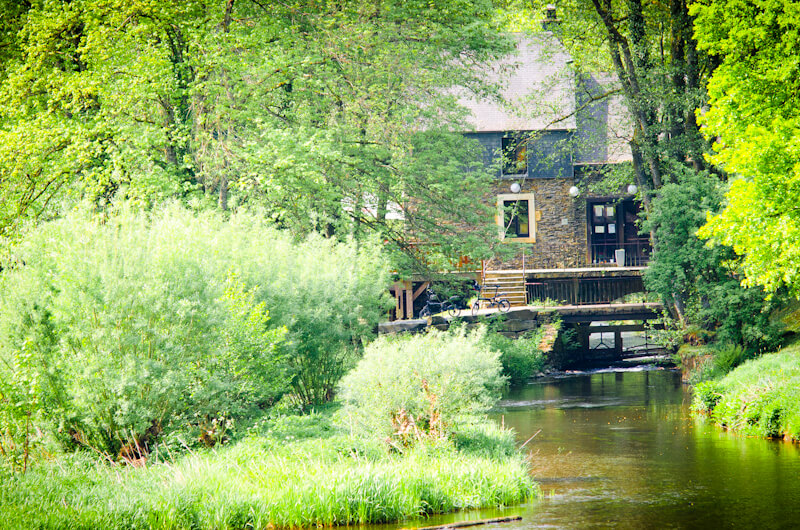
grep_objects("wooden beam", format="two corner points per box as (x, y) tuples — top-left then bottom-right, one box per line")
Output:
(411, 516), (523, 530)
(412, 281), (430, 301)
(404, 280), (413, 320)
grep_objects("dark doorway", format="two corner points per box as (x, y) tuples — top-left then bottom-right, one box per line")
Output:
(587, 199), (650, 266)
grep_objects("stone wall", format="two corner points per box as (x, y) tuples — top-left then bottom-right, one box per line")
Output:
(378, 306), (545, 339)
(489, 177), (588, 269)
(487, 166), (641, 270)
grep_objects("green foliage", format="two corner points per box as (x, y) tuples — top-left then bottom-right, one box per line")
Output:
(0, 429), (537, 529)
(217, 274), (289, 411)
(712, 343), (751, 374)
(643, 167), (783, 352)
(692, 380), (724, 414)
(482, 329), (546, 386)
(337, 328), (506, 441)
(506, 0), (711, 198)
(451, 420), (520, 459)
(0, 204), (389, 457)
(692, 342), (800, 441)
(692, 0), (800, 297)
(0, 0), (513, 272)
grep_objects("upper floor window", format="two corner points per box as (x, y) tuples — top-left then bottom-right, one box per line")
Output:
(501, 136), (528, 176)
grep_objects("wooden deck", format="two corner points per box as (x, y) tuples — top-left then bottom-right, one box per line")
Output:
(389, 266), (652, 321)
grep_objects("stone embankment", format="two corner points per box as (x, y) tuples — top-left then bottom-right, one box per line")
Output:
(378, 307), (546, 339)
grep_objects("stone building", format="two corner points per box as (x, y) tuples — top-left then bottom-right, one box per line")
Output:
(461, 31), (650, 273)
(391, 26), (652, 319)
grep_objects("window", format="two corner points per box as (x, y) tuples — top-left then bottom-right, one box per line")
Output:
(503, 199), (529, 237)
(496, 193), (536, 242)
(501, 136), (527, 175)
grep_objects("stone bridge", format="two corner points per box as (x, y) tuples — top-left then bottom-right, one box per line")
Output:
(378, 302), (664, 367)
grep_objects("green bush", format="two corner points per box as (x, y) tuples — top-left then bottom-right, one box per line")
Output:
(337, 328), (506, 441)
(712, 342), (751, 374)
(643, 166), (784, 352)
(692, 380), (724, 413)
(0, 204), (389, 458)
(482, 329), (545, 386)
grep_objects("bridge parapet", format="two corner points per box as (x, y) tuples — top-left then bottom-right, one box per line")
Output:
(378, 302), (663, 335)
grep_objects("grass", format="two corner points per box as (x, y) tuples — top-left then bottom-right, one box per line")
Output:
(692, 339), (800, 441)
(0, 415), (538, 529)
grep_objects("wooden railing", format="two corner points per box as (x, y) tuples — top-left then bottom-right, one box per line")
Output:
(526, 275), (645, 306)
(589, 240), (651, 267)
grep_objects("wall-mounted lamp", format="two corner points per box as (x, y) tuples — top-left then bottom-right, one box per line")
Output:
(627, 184), (638, 195)
(510, 182), (521, 193)
(568, 186), (580, 197)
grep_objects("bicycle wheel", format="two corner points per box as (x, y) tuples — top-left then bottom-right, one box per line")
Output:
(471, 300), (481, 317)
(420, 306), (431, 318)
(498, 299), (511, 313)
(448, 304), (460, 318)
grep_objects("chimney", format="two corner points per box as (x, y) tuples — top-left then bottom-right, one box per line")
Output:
(542, 4), (560, 31)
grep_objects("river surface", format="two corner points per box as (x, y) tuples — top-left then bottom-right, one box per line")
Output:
(404, 367), (800, 529)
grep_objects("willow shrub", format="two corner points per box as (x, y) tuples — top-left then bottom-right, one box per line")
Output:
(0, 204), (389, 459)
(337, 328), (506, 441)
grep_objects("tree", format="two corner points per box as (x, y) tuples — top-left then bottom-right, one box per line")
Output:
(497, 1), (786, 338)
(643, 167), (782, 350)
(500, 0), (716, 322)
(502, 0), (711, 207)
(0, 0), (514, 273)
(692, 0), (800, 297)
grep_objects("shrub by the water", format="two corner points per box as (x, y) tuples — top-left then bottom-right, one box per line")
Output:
(482, 328), (546, 386)
(0, 204), (389, 461)
(337, 328), (506, 441)
(643, 167), (783, 352)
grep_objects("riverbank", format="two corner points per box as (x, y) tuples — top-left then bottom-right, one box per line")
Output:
(0, 413), (537, 529)
(692, 340), (800, 441)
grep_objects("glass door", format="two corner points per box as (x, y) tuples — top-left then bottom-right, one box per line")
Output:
(589, 202), (619, 264)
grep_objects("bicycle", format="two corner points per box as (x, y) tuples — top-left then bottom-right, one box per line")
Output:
(471, 283), (511, 316)
(419, 288), (461, 318)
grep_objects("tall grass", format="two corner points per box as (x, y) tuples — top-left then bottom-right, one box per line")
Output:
(693, 340), (800, 440)
(0, 431), (537, 529)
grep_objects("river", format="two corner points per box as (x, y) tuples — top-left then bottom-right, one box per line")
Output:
(408, 366), (800, 528)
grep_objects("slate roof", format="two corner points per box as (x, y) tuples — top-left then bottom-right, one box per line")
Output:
(461, 33), (575, 132)
(460, 32), (632, 164)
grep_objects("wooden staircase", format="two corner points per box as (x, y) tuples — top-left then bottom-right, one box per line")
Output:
(482, 269), (527, 307)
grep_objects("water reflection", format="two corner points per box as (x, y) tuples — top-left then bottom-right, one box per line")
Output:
(500, 369), (800, 529)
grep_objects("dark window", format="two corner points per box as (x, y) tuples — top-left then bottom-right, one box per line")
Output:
(503, 199), (529, 238)
(501, 136), (527, 175)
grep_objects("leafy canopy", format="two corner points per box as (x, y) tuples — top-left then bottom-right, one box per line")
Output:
(693, 0), (800, 296)
(0, 0), (514, 272)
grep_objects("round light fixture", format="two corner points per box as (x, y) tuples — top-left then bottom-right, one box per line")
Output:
(568, 186), (580, 197)
(627, 184), (638, 195)
(510, 182), (521, 193)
